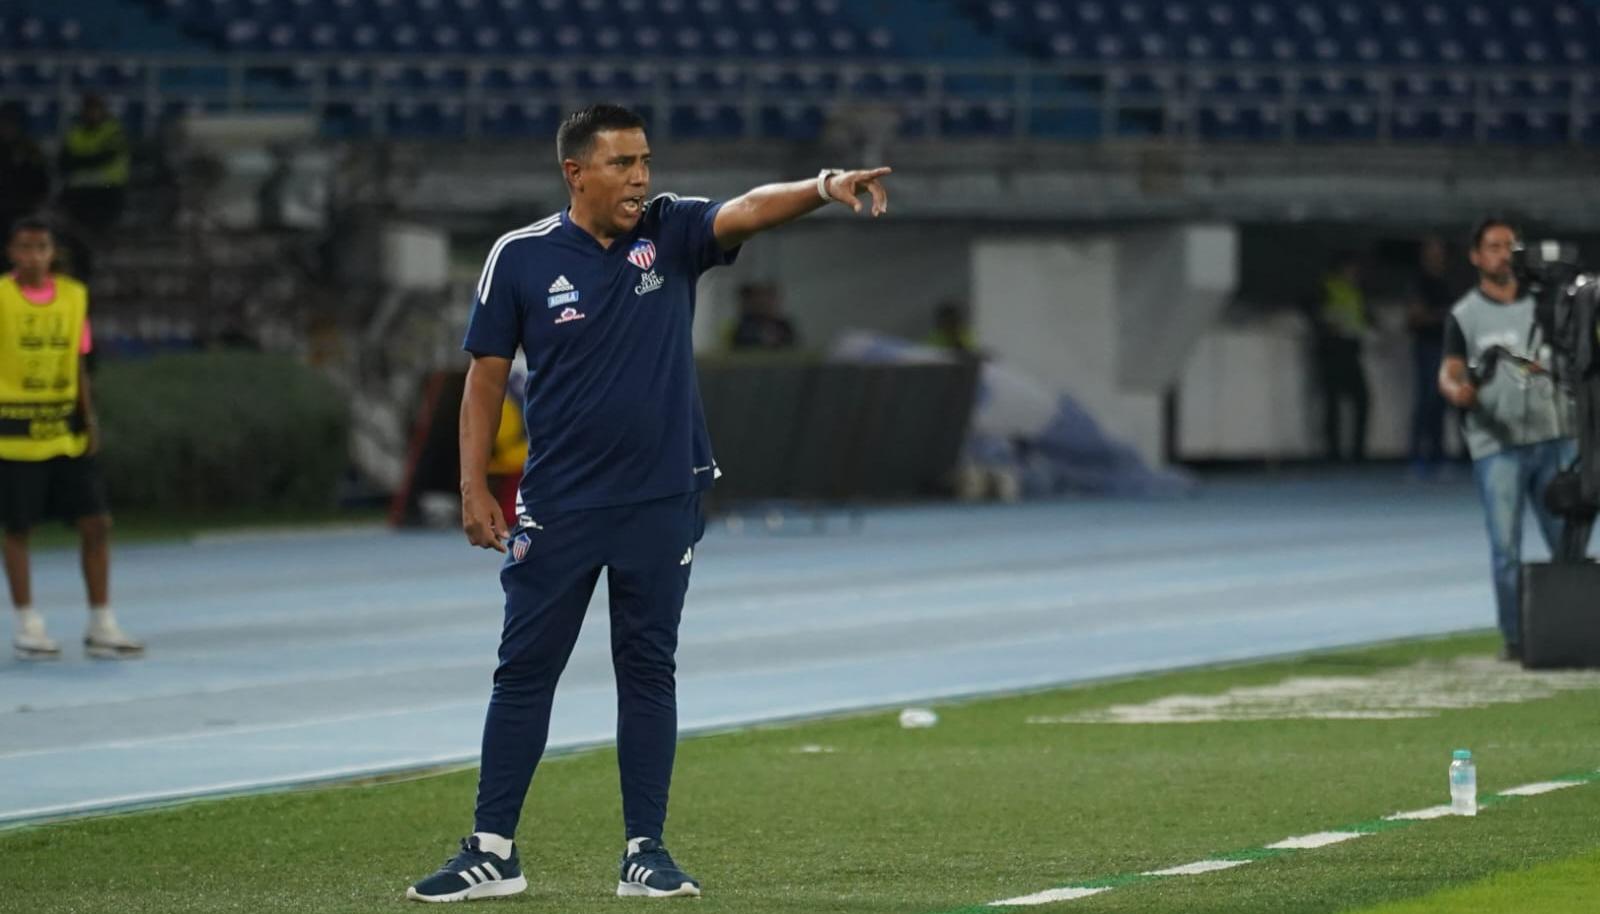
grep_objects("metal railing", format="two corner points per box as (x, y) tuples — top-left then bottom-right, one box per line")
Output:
(3, 51), (1597, 145)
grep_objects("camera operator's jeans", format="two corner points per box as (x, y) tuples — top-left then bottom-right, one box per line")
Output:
(1471, 438), (1578, 648)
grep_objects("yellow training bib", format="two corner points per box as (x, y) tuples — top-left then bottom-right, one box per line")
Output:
(0, 274), (90, 461)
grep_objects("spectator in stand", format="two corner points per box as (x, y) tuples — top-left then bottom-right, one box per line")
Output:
(59, 95), (131, 238)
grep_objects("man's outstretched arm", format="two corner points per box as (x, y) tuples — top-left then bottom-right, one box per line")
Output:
(712, 167), (891, 250)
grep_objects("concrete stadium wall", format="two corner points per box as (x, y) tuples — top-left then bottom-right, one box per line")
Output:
(970, 226), (1237, 468)
(1176, 314), (1446, 461)
(694, 220), (1242, 469)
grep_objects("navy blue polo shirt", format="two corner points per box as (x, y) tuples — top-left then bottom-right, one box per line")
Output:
(463, 193), (738, 515)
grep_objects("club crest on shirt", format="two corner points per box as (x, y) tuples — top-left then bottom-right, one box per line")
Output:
(627, 239), (656, 270)
(554, 306), (586, 324)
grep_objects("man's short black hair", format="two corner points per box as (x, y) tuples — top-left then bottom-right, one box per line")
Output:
(1471, 217), (1517, 250)
(556, 104), (646, 165)
(8, 215), (53, 243)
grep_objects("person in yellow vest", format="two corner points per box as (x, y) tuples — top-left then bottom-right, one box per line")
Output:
(1314, 252), (1372, 462)
(926, 298), (979, 355)
(1, 217), (143, 660)
(59, 94), (130, 238)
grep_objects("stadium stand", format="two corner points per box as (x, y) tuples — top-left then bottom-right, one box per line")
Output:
(3, 2), (1599, 144)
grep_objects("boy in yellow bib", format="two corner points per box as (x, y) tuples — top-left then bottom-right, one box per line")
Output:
(2, 217), (142, 660)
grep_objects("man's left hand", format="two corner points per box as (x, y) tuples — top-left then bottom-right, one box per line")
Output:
(824, 167), (892, 217)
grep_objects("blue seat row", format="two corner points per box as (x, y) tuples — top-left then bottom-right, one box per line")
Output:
(15, 87), (1594, 145)
(0, 14), (87, 50)
(146, 0), (896, 56)
(961, 0), (1599, 64)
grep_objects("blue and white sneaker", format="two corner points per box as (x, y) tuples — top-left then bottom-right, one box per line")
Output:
(617, 837), (702, 898)
(406, 836), (527, 903)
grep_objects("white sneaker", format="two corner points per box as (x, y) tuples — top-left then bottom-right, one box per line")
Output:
(14, 627), (62, 661)
(84, 622), (145, 659)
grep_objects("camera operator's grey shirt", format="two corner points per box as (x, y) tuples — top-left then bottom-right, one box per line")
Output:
(1444, 289), (1574, 459)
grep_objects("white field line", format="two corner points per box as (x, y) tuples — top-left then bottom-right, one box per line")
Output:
(1498, 780), (1584, 797)
(1384, 805), (1455, 821)
(1142, 859), (1253, 876)
(988, 887), (1110, 906)
(974, 774), (1599, 909)
(1265, 832), (1367, 850)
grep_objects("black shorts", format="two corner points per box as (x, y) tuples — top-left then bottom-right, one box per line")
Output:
(0, 455), (111, 534)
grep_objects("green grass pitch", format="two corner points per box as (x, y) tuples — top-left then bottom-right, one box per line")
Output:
(4, 632), (1598, 913)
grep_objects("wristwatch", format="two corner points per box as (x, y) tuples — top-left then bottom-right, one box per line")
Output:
(816, 168), (843, 201)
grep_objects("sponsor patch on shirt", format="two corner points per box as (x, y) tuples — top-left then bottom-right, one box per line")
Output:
(635, 270), (664, 296)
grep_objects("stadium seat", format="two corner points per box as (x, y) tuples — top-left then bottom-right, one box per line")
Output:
(13, 61), (62, 89)
(70, 60), (145, 91)
(386, 98), (467, 137)
(1390, 106), (1477, 144)
(668, 103), (743, 138)
(323, 99), (378, 138)
(1489, 109), (1569, 145)
(479, 99), (561, 138)
(576, 63), (648, 93)
(483, 62), (553, 91)
(1582, 111), (1600, 145)
(20, 96), (61, 136)
(759, 102), (823, 141)
(387, 63), (470, 91)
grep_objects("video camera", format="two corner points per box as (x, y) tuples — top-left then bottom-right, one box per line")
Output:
(1513, 239), (1600, 375)
(1509, 240), (1600, 667)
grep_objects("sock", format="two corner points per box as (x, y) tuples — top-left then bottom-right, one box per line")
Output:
(89, 606), (116, 633)
(471, 832), (513, 860)
(15, 607), (44, 636)
(626, 837), (656, 856)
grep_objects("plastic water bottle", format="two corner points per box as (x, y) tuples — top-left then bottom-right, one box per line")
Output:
(1450, 749), (1477, 816)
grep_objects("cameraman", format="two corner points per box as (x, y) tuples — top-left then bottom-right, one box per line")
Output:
(1438, 218), (1578, 662)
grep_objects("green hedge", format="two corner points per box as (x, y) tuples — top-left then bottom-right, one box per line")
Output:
(94, 352), (350, 510)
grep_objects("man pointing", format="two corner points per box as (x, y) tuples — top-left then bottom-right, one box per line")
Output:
(407, 104), (890, 903)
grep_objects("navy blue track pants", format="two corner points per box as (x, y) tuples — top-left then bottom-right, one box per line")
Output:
(473, 491), (704, 841)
